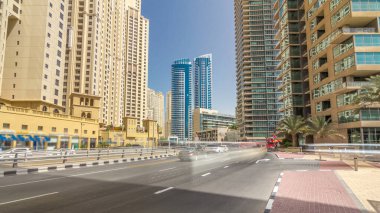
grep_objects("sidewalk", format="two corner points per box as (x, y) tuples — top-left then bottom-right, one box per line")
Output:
(270, 152), (380, 213)
(270, 171), (362, 213)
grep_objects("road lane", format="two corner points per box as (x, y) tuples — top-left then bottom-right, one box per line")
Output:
(0, 148), (320, 213)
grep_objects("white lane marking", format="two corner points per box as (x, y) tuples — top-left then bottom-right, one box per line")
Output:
(159, 167), (176, 172)
(154, 187), (174, 195)
(296, 170), (307, 172)
(273, 186), (279, 193)
(265, 199), (274, 210)
(255, 159), (270, 164)
(0, 192), (59, 206)
(280, 172), (284, 176)
(201, 172), (211, 177)
(277, 178), (282, 183)
(224, 166), (229, 168)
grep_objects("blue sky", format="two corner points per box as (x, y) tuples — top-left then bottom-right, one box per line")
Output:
(142, 0), (236, 115)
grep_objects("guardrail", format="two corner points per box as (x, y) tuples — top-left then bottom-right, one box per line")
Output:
(0, 148), (177, 168)
(302, 143), (380, 171)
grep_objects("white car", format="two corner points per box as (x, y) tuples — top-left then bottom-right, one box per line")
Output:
(48, 149), (76, 156)
(204, 145), (223, 153)
(1, 148), (33, 158)
(220, 145), (229, 152)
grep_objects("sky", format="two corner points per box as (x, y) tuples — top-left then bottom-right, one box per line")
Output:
(142, 0), (236, 115)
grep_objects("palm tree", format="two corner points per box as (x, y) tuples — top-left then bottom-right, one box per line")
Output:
(306, 117), (345, 140)
(277, 116), (307, 147)
(354, 75), (380, 107)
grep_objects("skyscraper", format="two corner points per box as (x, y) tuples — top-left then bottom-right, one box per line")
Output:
(64, 0), (149, 126)
(274, 0), (311, 117)
(305, 0), (380, 143)
(234, 0), (283, 141)
(171, 59), (193, 141)
(165, 91), (172, 138)
(0, 0), (68, 113)
(194, 54), (212, 109)
(124, 1), (150, 126)
(146, 88), (165, 131)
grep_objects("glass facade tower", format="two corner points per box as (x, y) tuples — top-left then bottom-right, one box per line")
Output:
(194, 54), (213, 109)
(171, 59), (193, 141)
(234, 0), (283, 141)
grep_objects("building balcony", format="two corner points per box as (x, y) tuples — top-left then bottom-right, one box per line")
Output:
(332, 27), (377, 44)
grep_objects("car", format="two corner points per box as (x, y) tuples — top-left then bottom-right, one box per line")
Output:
(0, 148), (33, 159)
(178, 148), (207, 161)
(48, 148), (76, 156)
(204, 144), (223, 153)
(220, 145), (229, 152)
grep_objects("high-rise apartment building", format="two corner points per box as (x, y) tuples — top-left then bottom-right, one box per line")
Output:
(171, 59), (193, 141)
(234, 0), (283, 141)
(124, 3), (149, 126)
(147, 88), (164, 131)
(305, 0), (380, 143)
(194, 54), (212, 109)
(64, 0), (149, 126)
(165, 91), (172, 138)
(274, 0), (311, 117)
(0, 0), (67, 113)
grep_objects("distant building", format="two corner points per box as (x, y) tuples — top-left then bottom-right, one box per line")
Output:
(171, 59), (193, 141)
(146, 88), (164, 133)
(165, 91), (172, 138)
(194, 54), (213, 109)
(193, 108), (236, 134)
(99, 117), (159, 148)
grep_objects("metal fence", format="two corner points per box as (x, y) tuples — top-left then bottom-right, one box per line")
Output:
(303, 143), (380, 171)
(0, 148), (177, 168)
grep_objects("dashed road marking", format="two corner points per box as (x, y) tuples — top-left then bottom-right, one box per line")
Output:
(154, 187), (174, 195)
(201, 172), (211, 177)
(0, 192), (59, 206)
(224, 166), (229, 168)
(159, 167), (176, 172)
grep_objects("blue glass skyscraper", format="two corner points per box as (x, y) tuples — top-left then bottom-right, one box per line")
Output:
(194, 54), (212, 109)
(171, 59), (193, 141)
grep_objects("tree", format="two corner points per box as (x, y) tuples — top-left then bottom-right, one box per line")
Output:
(277, 116), (307, 147)
(305, 117), (345, 140)
(354, 75), (380, 107)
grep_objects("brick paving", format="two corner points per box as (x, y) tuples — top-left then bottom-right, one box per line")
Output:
(320, 161), (352, 170)
(271, 171), (361, 213)
(275, 152), (304, 159)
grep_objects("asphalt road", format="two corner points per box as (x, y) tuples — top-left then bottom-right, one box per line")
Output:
(0, 148), (319, 213)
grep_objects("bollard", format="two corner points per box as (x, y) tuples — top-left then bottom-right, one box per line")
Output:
(140, 149), (143, 156)
(13, 153), (18, 168)
(151, 149), (153, 156)
(354, 157), (358, 171)
(87, 150), (89, 158)
(122, 149), (125, 158)
(97, 149), (101, 160)
(319, 153), (322, 161)
(63, 151), (68, 164)
(166, 148), (168, 154)
(24, 153), (28, 162)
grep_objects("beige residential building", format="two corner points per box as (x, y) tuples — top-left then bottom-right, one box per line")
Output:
(124, 4), (149, 126)
(0, 0), (68, 113)
(0, 0), (21, 96)
(165, 91), (172, 138)
(146, 88), (164, 131)
(305, 0), (380, 143)
(64, 0), (149, 127)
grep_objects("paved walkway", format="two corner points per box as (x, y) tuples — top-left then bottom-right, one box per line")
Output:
(320, 161), (352, 170)
(271, 171), (361, 213)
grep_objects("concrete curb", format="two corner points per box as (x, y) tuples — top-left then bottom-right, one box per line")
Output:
(0, 154), (174, 178)
(264, 172), (284, 213)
